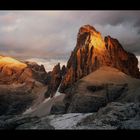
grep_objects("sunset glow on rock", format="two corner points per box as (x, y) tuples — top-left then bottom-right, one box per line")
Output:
(90, 33), (105, 49)
(60, 25), (140, 92)
(0, 56), (27, 69)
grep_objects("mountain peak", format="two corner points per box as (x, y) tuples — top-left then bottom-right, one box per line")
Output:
(79, 24), (100, 34)
(77, 25), (105, 50)
(60, 25), (140, 93)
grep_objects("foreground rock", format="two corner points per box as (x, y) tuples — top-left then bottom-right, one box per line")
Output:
(76, 102), (140, 129)
(60, 25), (140, 92)
(0, 102), (139, 129)
(63, 67), (140, 113)
(0, 115), (54, 129)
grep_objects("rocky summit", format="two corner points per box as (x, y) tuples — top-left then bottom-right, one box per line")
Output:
(60, 25), (140, 92)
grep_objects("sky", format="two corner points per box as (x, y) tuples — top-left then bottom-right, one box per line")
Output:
(0, 11), (140, 71)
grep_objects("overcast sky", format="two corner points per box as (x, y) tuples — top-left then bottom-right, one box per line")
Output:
(0, 11), (140, 71)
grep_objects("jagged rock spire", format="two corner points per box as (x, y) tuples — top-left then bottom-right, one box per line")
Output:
(60, 25), (140, 93)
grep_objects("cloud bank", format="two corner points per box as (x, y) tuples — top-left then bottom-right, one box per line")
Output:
(0, 11), (140, 69)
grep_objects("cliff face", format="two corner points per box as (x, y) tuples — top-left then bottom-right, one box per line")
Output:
(45, 63), (67, 98)
(60, 25), (140, 92)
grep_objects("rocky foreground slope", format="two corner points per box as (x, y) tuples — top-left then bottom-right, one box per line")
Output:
(62, 66), (140, 113)
(0, 67), (140, 129)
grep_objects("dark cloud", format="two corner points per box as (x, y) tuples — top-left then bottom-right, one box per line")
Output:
(0, 11), (140, 60)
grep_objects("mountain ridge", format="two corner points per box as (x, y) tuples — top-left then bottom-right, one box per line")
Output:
(59, 25), (140, 93)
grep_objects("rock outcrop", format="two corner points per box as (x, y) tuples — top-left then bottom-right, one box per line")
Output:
(1, 102), (140, 129)
(45, 63), (67, 98)
(60, 25), (140, 92)
(76, 102), (140, 129)
(61, 66), (140, 113)
(25, 61), (47, 84)
(0, 56), (47, 85)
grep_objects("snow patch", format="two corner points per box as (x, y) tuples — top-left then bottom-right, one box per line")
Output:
(48, 113), (92, 129)
(23, 107), (35, 115)
(43, 97), (51, 103)
(55, 83), (62, 97)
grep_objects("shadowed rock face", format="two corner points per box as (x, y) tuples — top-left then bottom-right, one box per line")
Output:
(60, 25), (140, 93)
(45, 63), (67, 98)
(45, 63), (62, 98)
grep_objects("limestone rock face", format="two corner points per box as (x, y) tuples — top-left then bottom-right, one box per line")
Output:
(60, 25), (140, 92)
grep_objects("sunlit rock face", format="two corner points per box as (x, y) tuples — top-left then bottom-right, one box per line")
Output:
(60, 25), (140, 92)
(0, 56), (27, 69)
(0, 56), (47, 84)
